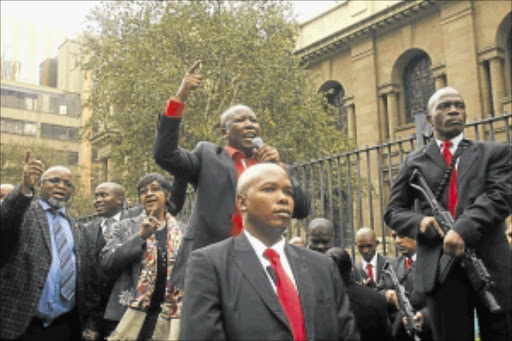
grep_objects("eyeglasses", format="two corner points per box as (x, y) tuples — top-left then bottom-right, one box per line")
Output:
(42, 177), (74, 189)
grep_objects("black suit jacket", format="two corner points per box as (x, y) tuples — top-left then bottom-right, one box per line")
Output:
(153, 115), (310, 288)
(353, 253), (391, 287)
(345, 280), (392, 341)
(0, 187), (101, 339)
(180, 233), (360, 340)
(384, 139), (512, 312)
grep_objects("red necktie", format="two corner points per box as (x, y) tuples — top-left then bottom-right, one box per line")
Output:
(264, 249), (307, 341)
(443, 141), (458, 217)
(366, 263), (374, 282)
(406, 257), (414, 271)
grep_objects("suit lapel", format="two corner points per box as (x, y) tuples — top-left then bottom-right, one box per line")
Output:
(424, 140), (446, 171)
(230, 234), (290, 330)
(286, 245), (316, 340)
(457, 140), (477, 184)
(220, 148), (237, 190)
(34, 202), (53, 255)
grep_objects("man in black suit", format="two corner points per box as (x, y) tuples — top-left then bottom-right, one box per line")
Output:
(180, 163), (359, 340)
(85, 182), (127, 338)
(153, 61), (309, 289)
(327, 247), (392, 341)
(353, 227), (391, 288)
(385, 87), (512, 340)
(0, 151), (101, 340)
(377, 232), (432, 341)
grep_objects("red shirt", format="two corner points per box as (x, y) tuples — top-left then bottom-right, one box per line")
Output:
(224, 146), (259, 236)
(165, 98), (258, 236)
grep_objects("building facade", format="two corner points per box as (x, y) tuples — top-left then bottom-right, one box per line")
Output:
(294, 0), (511, 251)
(296, 0), (511, 146)
(1, 39), (95, 197)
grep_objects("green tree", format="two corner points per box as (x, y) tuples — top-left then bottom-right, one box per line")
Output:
(0, 143), (93, 217)
(79, 0), (353, 199)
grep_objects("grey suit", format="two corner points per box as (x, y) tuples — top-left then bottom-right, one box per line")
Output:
(353, 253), (391, 287)
(99, 215), (146, 321)
(180, 233), (360, 340)
(153, 115), (310, 289)
(0, 187), (101, 339)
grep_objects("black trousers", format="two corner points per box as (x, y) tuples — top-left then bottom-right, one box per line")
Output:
(17, 309), (80, 341)
(426, 264), (512, 341)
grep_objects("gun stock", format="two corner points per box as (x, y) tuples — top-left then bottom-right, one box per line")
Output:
(382, 262), (422, 341)
(408, 169), (502, 313)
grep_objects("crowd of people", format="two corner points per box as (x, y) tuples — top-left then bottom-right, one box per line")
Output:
(1, 62), (511, 341)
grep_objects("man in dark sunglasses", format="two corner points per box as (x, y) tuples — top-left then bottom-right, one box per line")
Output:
(0, 150), (101, 341)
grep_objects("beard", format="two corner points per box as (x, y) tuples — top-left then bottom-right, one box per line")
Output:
(47, 196), (66, 209)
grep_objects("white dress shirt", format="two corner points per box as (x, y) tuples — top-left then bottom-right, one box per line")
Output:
(361, 253), (378, 282)
(243, 229), (298, 292)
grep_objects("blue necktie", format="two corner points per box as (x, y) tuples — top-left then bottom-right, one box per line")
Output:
(51, 210), (76, 300)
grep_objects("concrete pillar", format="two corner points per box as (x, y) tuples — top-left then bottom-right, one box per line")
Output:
(478, 62), (492, 118)
(434, 75), (446, 90)
(378, 95), (388, 141)
(347, 104), (357, 142)
(489, 57), (505, 116)
(386, 92), (399, 138)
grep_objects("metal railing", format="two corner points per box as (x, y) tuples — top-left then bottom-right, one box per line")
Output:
(79, 113), (511, 259)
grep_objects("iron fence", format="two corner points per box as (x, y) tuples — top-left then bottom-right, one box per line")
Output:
(79, 113), (511, 260)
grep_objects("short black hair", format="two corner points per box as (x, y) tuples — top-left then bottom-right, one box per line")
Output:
(137, 173), (175, 213)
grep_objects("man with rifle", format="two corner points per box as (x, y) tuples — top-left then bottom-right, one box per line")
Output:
(384, 87), (511, 340)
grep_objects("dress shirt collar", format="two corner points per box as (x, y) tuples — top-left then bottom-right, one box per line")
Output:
(435, 133), (463, 154)
(243, 228), (286, 258)
(38, 199), (66, 215)
(361, 253), (378, 280)
(101, 211), (121, 227)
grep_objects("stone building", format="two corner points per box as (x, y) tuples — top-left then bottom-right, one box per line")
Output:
(296, 0), (511, 146)
(1, 39), (95, 197)
(294, 0), (511, 251)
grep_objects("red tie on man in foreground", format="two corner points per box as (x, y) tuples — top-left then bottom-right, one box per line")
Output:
(264, 248), (307, 341)
(443, 140), (458, 217)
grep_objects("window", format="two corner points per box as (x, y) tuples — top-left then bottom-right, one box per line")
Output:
(40, 123), (77, 141)
(67, 151), (79, 165)
(403, 54), (435, 123)
(0, 118), (37, 136)
(320, 81), (347, 132)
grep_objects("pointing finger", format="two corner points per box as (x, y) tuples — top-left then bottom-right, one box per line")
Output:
(188, 60), (201, 74)
(25, 149), (31, 164)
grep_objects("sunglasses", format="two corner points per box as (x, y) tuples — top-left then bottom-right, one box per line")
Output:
(42, 177), (74, 189)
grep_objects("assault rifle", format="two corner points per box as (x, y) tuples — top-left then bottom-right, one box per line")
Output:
(382, 262), (421, 341)
(408, 169), (502, 314)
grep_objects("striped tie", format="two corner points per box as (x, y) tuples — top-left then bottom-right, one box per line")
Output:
(52, 210), (76, 300)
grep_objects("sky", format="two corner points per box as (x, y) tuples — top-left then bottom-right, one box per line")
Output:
(1, 0), (339, 85)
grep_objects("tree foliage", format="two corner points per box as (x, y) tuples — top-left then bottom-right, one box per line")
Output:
(79, 0), (353, 199)
(0, 143), (94, 217)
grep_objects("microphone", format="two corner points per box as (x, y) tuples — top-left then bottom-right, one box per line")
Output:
(252, 137), (263, 149)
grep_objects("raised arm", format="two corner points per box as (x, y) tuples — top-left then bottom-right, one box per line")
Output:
(153, 61), (202, 181)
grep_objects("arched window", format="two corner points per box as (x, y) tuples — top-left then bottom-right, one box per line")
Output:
(403, 54), (435, 123)
(319, 81), (346, 132)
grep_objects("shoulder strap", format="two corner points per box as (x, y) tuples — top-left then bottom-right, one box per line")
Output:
(434, 140), (469, 200)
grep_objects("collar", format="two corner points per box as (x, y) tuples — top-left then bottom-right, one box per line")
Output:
(406, 253), (417, 262)
(38, 199), (66, 215)
(435, 133), (463, 153)
(101, 211), (121, 226)
(225, 145), (247, 159)
(243, 228), (286, 259)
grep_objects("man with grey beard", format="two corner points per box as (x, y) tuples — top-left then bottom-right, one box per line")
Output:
(0, 151), (101, 340)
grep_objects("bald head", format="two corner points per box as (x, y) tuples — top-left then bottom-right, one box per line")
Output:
(307, 218), (333, 254)
(427, 87), (461, 117)
(355, 227), (379, 262)
(236, 163), (294, 247)
(38, 166), (73, 209)
(236, 163), (289, 195)
(0, 184), (15, 202)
